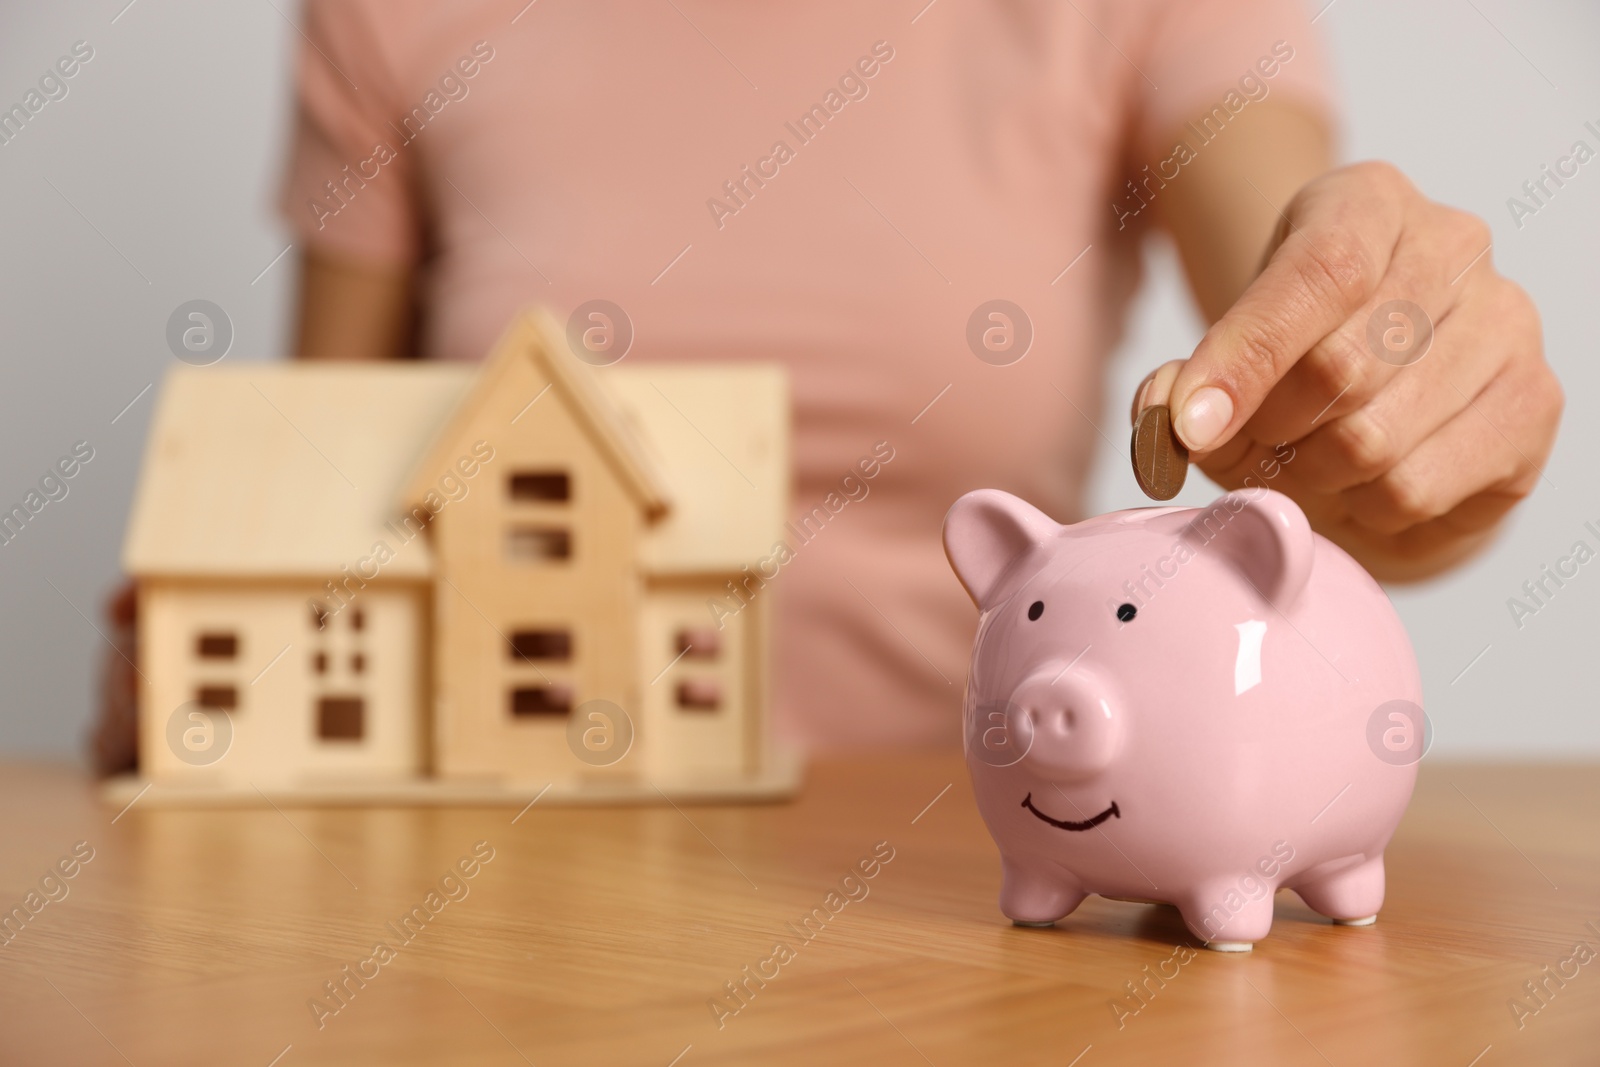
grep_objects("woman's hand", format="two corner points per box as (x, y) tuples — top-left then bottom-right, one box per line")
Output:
(1142, 161), (1562, 580)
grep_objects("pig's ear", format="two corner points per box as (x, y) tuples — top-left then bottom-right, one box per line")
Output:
(1184, 488), (1315, 609)
(943, 490), (1060, 608)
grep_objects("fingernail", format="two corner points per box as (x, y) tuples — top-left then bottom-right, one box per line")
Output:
(1132, 377), (1154, 424)
(1177, 386), (1233, 451)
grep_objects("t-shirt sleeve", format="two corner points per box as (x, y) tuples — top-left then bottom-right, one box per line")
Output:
(1131, 0), (1337, 160)
(278, 0), (424, 265)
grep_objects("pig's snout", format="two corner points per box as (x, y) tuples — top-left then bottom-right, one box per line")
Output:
(1008, 668), (1121, 781)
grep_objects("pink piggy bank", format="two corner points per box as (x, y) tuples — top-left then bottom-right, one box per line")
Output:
(943, 487), (1422, 951)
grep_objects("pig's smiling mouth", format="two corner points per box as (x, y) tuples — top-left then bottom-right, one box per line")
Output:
(1021, 793), (1120, 832)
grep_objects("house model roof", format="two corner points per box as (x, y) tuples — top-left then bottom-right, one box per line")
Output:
(607, 364), (787, 575)
(122, 310), (789, 579)
(122, 362), (468, 579)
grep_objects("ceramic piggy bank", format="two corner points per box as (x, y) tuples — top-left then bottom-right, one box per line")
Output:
(943, 487), (1422, 951)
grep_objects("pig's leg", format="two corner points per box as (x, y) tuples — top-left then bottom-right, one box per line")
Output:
(1176, 883), (1276, 951)
(1000, 855), (1087, 926)
(1292, 854), (1385, 925)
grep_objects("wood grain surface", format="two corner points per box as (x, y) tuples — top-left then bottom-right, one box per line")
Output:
(1, 754), (1596, 1065)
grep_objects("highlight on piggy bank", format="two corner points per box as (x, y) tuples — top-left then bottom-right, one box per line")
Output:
(942, 487), (1423, 952)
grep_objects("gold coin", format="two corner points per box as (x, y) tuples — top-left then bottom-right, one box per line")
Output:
(1131, 404), (1189, 500)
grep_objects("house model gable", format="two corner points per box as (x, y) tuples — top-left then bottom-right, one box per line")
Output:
(398, 310), (670, 521)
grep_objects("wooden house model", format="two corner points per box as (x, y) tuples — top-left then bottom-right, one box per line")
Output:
(109, 310), (797, 804)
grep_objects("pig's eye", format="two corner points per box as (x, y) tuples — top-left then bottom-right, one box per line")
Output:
(1027, 601), (1044, 621)
(1116, 603), (1138, 622)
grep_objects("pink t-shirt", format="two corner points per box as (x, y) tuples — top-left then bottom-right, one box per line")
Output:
(282, 0), (1332, 751)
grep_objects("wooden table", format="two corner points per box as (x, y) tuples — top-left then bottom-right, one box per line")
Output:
(2, 754), (1597, 1065)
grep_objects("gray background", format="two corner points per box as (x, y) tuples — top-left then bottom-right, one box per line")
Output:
(0, 1), (1595, 759)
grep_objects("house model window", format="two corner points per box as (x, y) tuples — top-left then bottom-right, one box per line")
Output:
(676, 679), (722, 711)
(193, 633), (241, 712)
(318, 697), (364, 741)
(507, 469), (571, 561)
(197, 685), (237, 710)
(196, 632), (238, 659)
(507, 526), (571, 561)
(307, 599), (368, 741)
(675, 628), (720, 659)
(510, 630), (572, 661)
(511, 685), (573, 716)
(509, 471), (570, 501)
(672, 627), (723, 711)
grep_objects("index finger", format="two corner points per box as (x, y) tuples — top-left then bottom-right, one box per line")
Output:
(1168, 163), (1410, 453)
